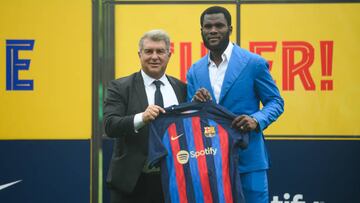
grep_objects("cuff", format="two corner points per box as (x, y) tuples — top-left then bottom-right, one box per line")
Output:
(134, 113), (145, 133)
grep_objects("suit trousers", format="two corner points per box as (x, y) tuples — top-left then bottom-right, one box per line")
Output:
(240, 170), (269, 203)
(110, 172), (164, 203)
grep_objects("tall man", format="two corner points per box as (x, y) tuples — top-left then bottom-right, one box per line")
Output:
(104, 29), (187, 203)
(187, 6), (284, 203)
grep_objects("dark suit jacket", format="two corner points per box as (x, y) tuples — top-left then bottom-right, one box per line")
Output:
(103, 71), (187, 193)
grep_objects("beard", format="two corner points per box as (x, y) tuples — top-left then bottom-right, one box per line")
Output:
(202, 30), (231, 53)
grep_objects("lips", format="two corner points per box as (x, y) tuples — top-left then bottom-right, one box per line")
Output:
(149, 63), (161, 67)
(208, 37), (220, 43)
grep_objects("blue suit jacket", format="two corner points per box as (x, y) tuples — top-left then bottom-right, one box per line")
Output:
(187, 44), (284, 172)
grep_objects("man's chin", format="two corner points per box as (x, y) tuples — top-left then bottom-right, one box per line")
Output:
(205, 39), (229, 52)
(204, 40), (222, 49)
(149, 70), (162, 77)
(208, 43), (220, 49)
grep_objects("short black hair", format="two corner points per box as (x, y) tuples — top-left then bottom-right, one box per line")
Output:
(200, 6), (232, 26)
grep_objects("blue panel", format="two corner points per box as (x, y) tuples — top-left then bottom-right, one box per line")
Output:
(103, 139), (360, 203)
(0, 140), (90, 203)
(267, 140), (360, 203)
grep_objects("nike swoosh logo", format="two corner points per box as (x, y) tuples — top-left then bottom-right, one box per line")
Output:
(171, 133), (184, 141)
(0, 180), (22, 191)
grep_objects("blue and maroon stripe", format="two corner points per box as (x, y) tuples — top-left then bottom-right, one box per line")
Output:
(209, 119), (233, 203)
(162, 117), (234, 203)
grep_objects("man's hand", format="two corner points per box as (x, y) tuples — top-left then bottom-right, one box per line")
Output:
(193, 87), (212, 102)
(142, 105), (165, 123)
(232, 115), (258, 132)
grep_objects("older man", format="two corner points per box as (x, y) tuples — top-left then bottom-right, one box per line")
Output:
(104, 29), (187, 203)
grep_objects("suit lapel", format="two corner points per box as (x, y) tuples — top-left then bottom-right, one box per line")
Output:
(195, 56), (216, 100)
(219, 45), (250, 103)
(134, 71), (148, 110)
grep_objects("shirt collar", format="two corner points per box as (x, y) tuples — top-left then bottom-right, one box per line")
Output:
(208, 42), (234, 65)
(141, 70), (167, 87)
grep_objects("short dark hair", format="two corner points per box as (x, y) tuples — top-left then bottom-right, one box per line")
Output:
(200, 6), (232, 26)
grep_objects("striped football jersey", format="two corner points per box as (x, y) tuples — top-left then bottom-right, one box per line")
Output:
(148, 101), (248, 203)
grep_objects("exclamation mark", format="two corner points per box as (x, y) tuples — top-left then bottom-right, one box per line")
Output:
(320, 41), (334, 90)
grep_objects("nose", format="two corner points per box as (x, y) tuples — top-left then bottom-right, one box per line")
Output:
(209, 26), (218, 35)
(150, 52), (160, 60)
(209, 25), (218, 34)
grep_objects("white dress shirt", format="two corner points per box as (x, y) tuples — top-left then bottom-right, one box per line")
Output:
(133, 70), (179, 131)
(208, 42), (234, 103)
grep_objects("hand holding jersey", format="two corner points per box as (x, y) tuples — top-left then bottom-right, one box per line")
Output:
(193, 88), (259, 133)
(142, 105), (166, 124)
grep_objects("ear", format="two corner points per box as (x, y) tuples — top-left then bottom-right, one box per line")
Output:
(229, 25), (233, 34)
(138, 51), (141, 58)
(168, 52), (172, 58)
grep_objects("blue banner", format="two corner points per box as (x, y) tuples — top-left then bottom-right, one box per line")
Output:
(102, 139), (360, 203)
(267, 140), (360, 203)
(0, 140), (90, 203)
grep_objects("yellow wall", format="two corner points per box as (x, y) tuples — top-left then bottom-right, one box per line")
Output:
(115, 4), (236, 80)
(115, 3), (360, 137)
(241, 4), (360, 136)
(0, 0), (92, 139)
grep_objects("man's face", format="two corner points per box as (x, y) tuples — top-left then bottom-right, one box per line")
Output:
(138, 38), (171, 79)
(201, 13), (232, 52)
